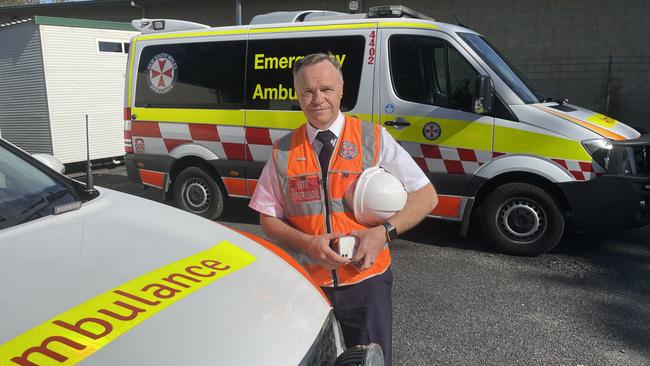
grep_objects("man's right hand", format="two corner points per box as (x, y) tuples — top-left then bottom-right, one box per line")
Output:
(304, 232), (349, 269)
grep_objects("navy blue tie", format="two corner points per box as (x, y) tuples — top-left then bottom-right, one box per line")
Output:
(316, 130), (336, 177)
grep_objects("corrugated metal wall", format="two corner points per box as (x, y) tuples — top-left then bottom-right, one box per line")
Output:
(0, 22), (52, 154)
(40, 25), (137, 163)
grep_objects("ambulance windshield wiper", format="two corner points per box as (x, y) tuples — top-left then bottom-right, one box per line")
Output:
(542, 96), (568, 105)
(16, 188), (72, 224)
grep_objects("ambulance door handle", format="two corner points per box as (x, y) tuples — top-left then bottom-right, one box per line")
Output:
(384, 120), (410, 127)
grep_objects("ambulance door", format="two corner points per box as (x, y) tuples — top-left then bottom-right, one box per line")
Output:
(376, 29), (494, 221)
(244, 28), (375, 195)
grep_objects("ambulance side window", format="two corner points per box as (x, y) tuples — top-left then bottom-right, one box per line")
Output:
(135, 41), (246, 109)
(389, 35), (478, 112)
(246, 36), (365, 111)
(447, 46), (478, 110)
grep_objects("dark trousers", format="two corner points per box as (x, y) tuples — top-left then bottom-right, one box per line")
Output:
(322, 268), (393, 366)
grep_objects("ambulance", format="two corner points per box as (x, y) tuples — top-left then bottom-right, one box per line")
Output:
(123, 5), (650, 256)
(0, 137), (383, 365)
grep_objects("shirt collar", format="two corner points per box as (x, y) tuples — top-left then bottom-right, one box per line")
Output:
(306, 111), (344, 145)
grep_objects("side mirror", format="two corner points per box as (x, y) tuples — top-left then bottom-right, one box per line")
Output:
(473, 75), (495, 115)
(32, 153), (65, 174)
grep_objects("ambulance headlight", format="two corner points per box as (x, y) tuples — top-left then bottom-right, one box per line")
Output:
(582, 138), (613, 170)
(152, 20), (165, 30)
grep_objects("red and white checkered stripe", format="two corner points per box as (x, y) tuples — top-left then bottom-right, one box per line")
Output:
(131, 121), (290, 161)
(400, 141), (493, 175)
(132, 123), (602, 182)
(551, 158), (603, 181)
(401, 141), (601, 181)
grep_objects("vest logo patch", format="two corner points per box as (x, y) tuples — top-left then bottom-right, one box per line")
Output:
(339, 141), (358, 160)
(288, 176), (321, 203)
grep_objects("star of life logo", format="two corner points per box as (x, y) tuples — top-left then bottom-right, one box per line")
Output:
(147, 53), (178, 95)
(423, 122), (441, 141)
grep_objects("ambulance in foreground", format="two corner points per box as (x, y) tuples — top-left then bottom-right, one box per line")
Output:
(0, 138), (382, 365)
(124, 5), (650, 255)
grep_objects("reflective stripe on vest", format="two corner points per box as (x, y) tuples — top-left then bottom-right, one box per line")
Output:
(273, 116), (391, 287)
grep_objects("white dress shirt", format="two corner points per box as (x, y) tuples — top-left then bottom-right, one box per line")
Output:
(249, 111), (430, 218)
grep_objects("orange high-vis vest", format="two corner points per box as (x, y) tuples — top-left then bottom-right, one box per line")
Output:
(273, 115), (391, 287)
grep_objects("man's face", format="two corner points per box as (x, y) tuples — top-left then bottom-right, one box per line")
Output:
(293, 60), (344, 130)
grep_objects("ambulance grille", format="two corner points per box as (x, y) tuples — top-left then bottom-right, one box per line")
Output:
(298, 311), (340, 365)
(609, 136), (650, 176)
(629, 145), (650, 175)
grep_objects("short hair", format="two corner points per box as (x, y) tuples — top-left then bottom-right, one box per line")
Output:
(292, 52), (343, 79)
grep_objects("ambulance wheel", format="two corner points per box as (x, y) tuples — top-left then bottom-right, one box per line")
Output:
(174, 167), (224, 220)
(481, 182), (564, 256)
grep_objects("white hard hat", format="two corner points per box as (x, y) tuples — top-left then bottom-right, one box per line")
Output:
(345, 166), (407, 226)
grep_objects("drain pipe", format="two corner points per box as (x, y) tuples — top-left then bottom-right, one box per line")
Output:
(235, 0), (242, 25)
(131, 1), (145, 18)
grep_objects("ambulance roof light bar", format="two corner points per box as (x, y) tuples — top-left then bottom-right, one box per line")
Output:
(250, 10), (348, 25)
(131, 18), (210, 34)
(302, 12), (369, 22)
(250, 5), (433, 25)
(367, 5), (434, 21)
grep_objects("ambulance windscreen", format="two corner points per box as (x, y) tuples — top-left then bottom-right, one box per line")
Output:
(459, 32), (542, 104)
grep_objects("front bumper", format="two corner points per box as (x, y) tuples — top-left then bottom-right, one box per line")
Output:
(560, 175), (650, 228)
(560, 135), (650, 228)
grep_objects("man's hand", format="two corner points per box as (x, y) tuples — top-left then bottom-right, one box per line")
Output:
(304, 232), (349, 270)
(350, 226), (387, 270)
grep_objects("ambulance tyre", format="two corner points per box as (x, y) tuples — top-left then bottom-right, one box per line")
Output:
(481, 182), (564, 256)
(174, 167), (224, 220)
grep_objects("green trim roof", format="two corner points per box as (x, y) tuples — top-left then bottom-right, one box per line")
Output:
(34, 16), (135, 31)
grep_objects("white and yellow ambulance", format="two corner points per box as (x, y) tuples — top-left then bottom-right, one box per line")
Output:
(0, 137), (384, 365)
(123, 5), (650, 255)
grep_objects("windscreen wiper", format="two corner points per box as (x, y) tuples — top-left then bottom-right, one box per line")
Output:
(16, 188), (72, 224)
(542, 96), (568, 105)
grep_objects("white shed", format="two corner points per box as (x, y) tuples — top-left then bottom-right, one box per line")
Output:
(0, 16), (138, 164)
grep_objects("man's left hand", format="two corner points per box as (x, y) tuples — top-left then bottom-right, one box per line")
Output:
(349, 226), (387, 270)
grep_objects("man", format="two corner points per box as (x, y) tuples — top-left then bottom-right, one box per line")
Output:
(249, 53), (437, 365)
